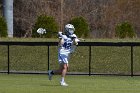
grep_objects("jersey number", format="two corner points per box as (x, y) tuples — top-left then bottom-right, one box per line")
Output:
(63, 42), (71, 49)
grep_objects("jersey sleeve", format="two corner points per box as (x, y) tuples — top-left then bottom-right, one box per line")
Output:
(58, 32), (63, 39)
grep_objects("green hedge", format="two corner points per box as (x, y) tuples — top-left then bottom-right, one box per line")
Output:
(70, 17), (90, 38)
(32, 15), (59, 38)
(0, 16), (7, 37)
(115, 22), (135, 38)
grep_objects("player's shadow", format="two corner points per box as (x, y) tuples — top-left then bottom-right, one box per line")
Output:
(40, 84), (60, 87)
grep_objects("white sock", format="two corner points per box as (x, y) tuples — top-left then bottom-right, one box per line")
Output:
(61, 77), (65, 83)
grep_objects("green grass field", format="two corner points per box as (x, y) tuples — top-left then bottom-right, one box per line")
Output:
(0, 74), (140, 93)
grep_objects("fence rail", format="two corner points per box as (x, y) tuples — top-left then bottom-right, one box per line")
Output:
(1, 41), (140, 46)
(0, 41), (140, 77)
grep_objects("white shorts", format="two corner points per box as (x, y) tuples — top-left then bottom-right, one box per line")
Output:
(58, 53), (70, 64)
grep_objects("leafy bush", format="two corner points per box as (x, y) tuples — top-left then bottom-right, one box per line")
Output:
(69, 17), (90, 37)
(115, 22), (135, 38)
(32, 15), (59, 38)
(0, 16), (7, 37)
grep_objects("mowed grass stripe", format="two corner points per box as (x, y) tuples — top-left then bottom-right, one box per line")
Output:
(0, 74), (140, 93)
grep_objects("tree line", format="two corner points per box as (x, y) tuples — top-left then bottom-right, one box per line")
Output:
(0, 0), (140, 38)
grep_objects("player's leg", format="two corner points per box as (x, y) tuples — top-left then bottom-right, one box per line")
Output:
(51, 63), (63, 74)
(59, 55), (69, 86)
(49, 53), (69, 86)
(61, 63), (68, 82)
(48, 64), (63, 80)
(48, 54), (63, 80)
(48, 63), (68, 86)
(48, 70), (53, 80)
(60, 63), (68, 86)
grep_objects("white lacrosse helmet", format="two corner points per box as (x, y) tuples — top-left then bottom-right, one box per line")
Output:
(64, 24), (75, 36)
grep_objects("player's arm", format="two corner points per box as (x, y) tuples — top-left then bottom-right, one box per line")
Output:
(58, 38), (64, 46)
(70, 34), (80, 53)
(72, 39), (78, 45)
(71, 34), (80, 45)
(58, 32), (64, 46)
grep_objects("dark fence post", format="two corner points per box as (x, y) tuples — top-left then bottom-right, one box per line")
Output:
(48, 45), (50, 71)
(89, 46), (91, 76)
(7, 45), (10, 74)
(131, 46), (133, 77)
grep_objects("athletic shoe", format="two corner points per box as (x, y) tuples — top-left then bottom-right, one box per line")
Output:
(60, 82), (68, 86)
(48, 70), (53, 80)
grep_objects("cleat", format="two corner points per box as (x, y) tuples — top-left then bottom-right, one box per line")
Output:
(48, 70), (53, 80)
(60, 82), (68, 86)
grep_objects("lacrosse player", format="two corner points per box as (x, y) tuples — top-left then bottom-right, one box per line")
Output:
(48, 24), (79, 86)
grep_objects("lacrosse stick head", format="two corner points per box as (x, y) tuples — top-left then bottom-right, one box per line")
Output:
(37, 28), (46, 35)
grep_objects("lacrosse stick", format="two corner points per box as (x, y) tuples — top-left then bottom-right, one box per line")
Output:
(37, 28), (86, 42)
(58, 32), (85, 41)
(78, 38), (85, 41)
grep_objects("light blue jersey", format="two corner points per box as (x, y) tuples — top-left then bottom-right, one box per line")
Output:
(58, 34), (75, 64)
(58, 35), (74, 54)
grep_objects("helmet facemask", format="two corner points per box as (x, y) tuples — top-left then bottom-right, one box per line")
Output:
(68, 28), (75, 35)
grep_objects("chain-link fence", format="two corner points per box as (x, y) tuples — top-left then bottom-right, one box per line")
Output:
(0, 41), (140, 76)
